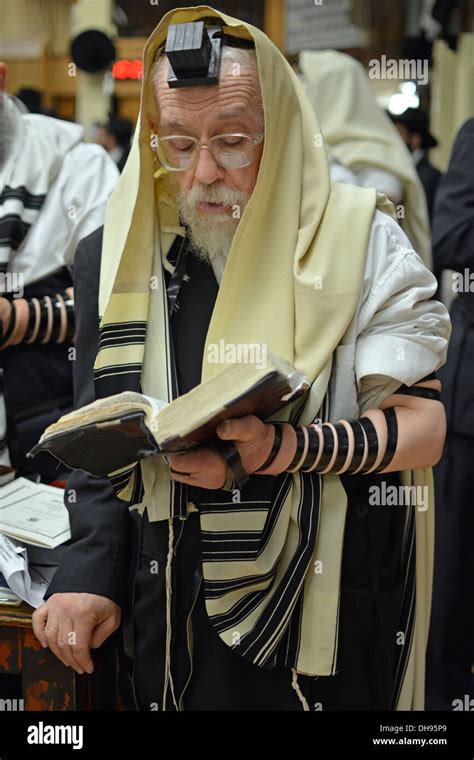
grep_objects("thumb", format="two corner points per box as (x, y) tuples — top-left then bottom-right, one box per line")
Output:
(216, 416), (262, 443)
(32, 603), (49, 648)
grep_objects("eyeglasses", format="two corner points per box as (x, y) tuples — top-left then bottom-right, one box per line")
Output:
(154, 132), (264, 171)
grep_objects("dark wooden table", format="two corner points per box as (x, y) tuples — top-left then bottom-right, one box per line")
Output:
(0, 602), (92, 710)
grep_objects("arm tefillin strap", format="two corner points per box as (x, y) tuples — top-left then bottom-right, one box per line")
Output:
(357, 417), (379, 471)
(210, 436), (250, 490)
(254, 423), (284, 473)
(0, 301), (16, 347)
(0, 291), (74, 348)
(394, 384), (441, 401)
(277, 413), (399, 477)
(394, 371), (441, 401)
(345, 420), (366, 473)
(374, 408), (398, 472)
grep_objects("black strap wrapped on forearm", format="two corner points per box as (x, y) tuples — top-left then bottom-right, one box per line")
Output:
(211, 436), (250, 490)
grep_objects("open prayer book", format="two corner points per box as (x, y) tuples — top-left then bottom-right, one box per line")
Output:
(29, 348), (309, 478)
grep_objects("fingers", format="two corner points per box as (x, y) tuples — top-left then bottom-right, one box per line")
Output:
(32, 599), (96, 674)
(90, 613), (120, 649)
(167, 452), (195, 473)
(57, 617), (87, 674)
(216, 415), (264, 442)
(71, 619), (99, 673)
(168, 447), (227, 489)
(42, 607), (72, 669)
(32, 603), (49, 648)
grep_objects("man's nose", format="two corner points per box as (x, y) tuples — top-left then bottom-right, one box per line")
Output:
(193, 145), (225, 185)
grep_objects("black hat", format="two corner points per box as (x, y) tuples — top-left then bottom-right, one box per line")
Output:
(390, 108), (438, 149)
(105, 117), (133, 147)
(71, 29), (116, 73)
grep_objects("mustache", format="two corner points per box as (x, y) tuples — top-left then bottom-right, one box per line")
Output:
(184, 184), (250, 209)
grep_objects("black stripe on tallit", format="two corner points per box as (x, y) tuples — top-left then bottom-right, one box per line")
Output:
(276, 591), (304, 668)
(204, 566), (277, 599)
(93, 363), (143, 381)
(165, 258), (187, 520)
(200, 474), (292, 565)
(201, 536), (268, 562)
(230, 472), (321, 668)
(212, 585), (277, 635)
(1, 185), (46, 210)
(98, 322), (147, 347)
(390, 502), (416, 709)
(0, 216), (32, 251)
(109, 466), (136, 489)
(98, 334), (148, 350)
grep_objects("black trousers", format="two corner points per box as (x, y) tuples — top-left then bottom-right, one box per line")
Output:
(426, 434), (474, 709)
(125, 472), (405, 711)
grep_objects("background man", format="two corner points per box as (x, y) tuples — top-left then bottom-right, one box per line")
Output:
(0, 62), (118, 480)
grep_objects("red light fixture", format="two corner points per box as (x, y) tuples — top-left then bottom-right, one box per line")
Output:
(112, 59), (143, 80)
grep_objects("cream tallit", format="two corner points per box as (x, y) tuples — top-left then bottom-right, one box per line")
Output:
(299, 50), (432, 270)
(94, 5), (434, 709)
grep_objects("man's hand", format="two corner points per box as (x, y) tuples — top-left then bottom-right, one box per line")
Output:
(32, 592), (121, 675)
(168, 415), (274, 489)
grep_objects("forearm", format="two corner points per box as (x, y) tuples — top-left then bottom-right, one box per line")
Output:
(44, 468), (132, 608)
(256, 381), (444, 477)
(0, 289), (74, 349)
(169, 382), (445, 490)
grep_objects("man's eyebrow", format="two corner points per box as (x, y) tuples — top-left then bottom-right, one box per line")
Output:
(159, 119), (186, 130)
(216, 108), (249, 120)
(160, 108), (252, 131)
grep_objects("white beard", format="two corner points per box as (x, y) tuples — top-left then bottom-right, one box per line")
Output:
(178, 183), (251, 264)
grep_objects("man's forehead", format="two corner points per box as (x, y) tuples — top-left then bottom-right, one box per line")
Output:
(156, 72), (260, 120)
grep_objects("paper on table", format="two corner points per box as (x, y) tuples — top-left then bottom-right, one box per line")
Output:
(0, 534), (56, 608)
(0, 571), (22, 605)
(0, 477), (70, 548)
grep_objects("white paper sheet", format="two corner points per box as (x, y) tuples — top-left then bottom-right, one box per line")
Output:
(0, 477), (70, 548)
(0, 534), (57, 608)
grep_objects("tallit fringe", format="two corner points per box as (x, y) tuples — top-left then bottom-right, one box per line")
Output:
(291, 669), (310, 711)
(163, 518), (178, 710)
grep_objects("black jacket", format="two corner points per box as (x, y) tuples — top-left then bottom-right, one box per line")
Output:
(432, 118), (474, 438)
(416, 155), (442, 224)
(45, 227), (132, 608)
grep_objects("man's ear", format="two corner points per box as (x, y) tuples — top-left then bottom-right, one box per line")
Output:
(0, 62), (8, 93)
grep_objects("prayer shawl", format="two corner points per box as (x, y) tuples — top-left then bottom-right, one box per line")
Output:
(94, 5), (435, 709)
(0, 97), (83, 280)
(299, 50), (432, 270)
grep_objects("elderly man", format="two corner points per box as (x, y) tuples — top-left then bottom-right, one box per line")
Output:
(34, 7), (450, 711)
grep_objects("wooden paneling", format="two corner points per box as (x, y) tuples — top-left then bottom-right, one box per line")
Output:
(264, 0), (285, 50)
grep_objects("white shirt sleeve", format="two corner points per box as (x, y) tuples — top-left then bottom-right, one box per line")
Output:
(328, 157), (359, 186)
(354, 211), (451, 412)
(355, 167), (403, 204)
(59, 143), (119, 267)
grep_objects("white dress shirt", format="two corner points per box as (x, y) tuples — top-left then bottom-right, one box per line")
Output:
(210, 210), (450, 419)
(6, 142), (118, 286)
